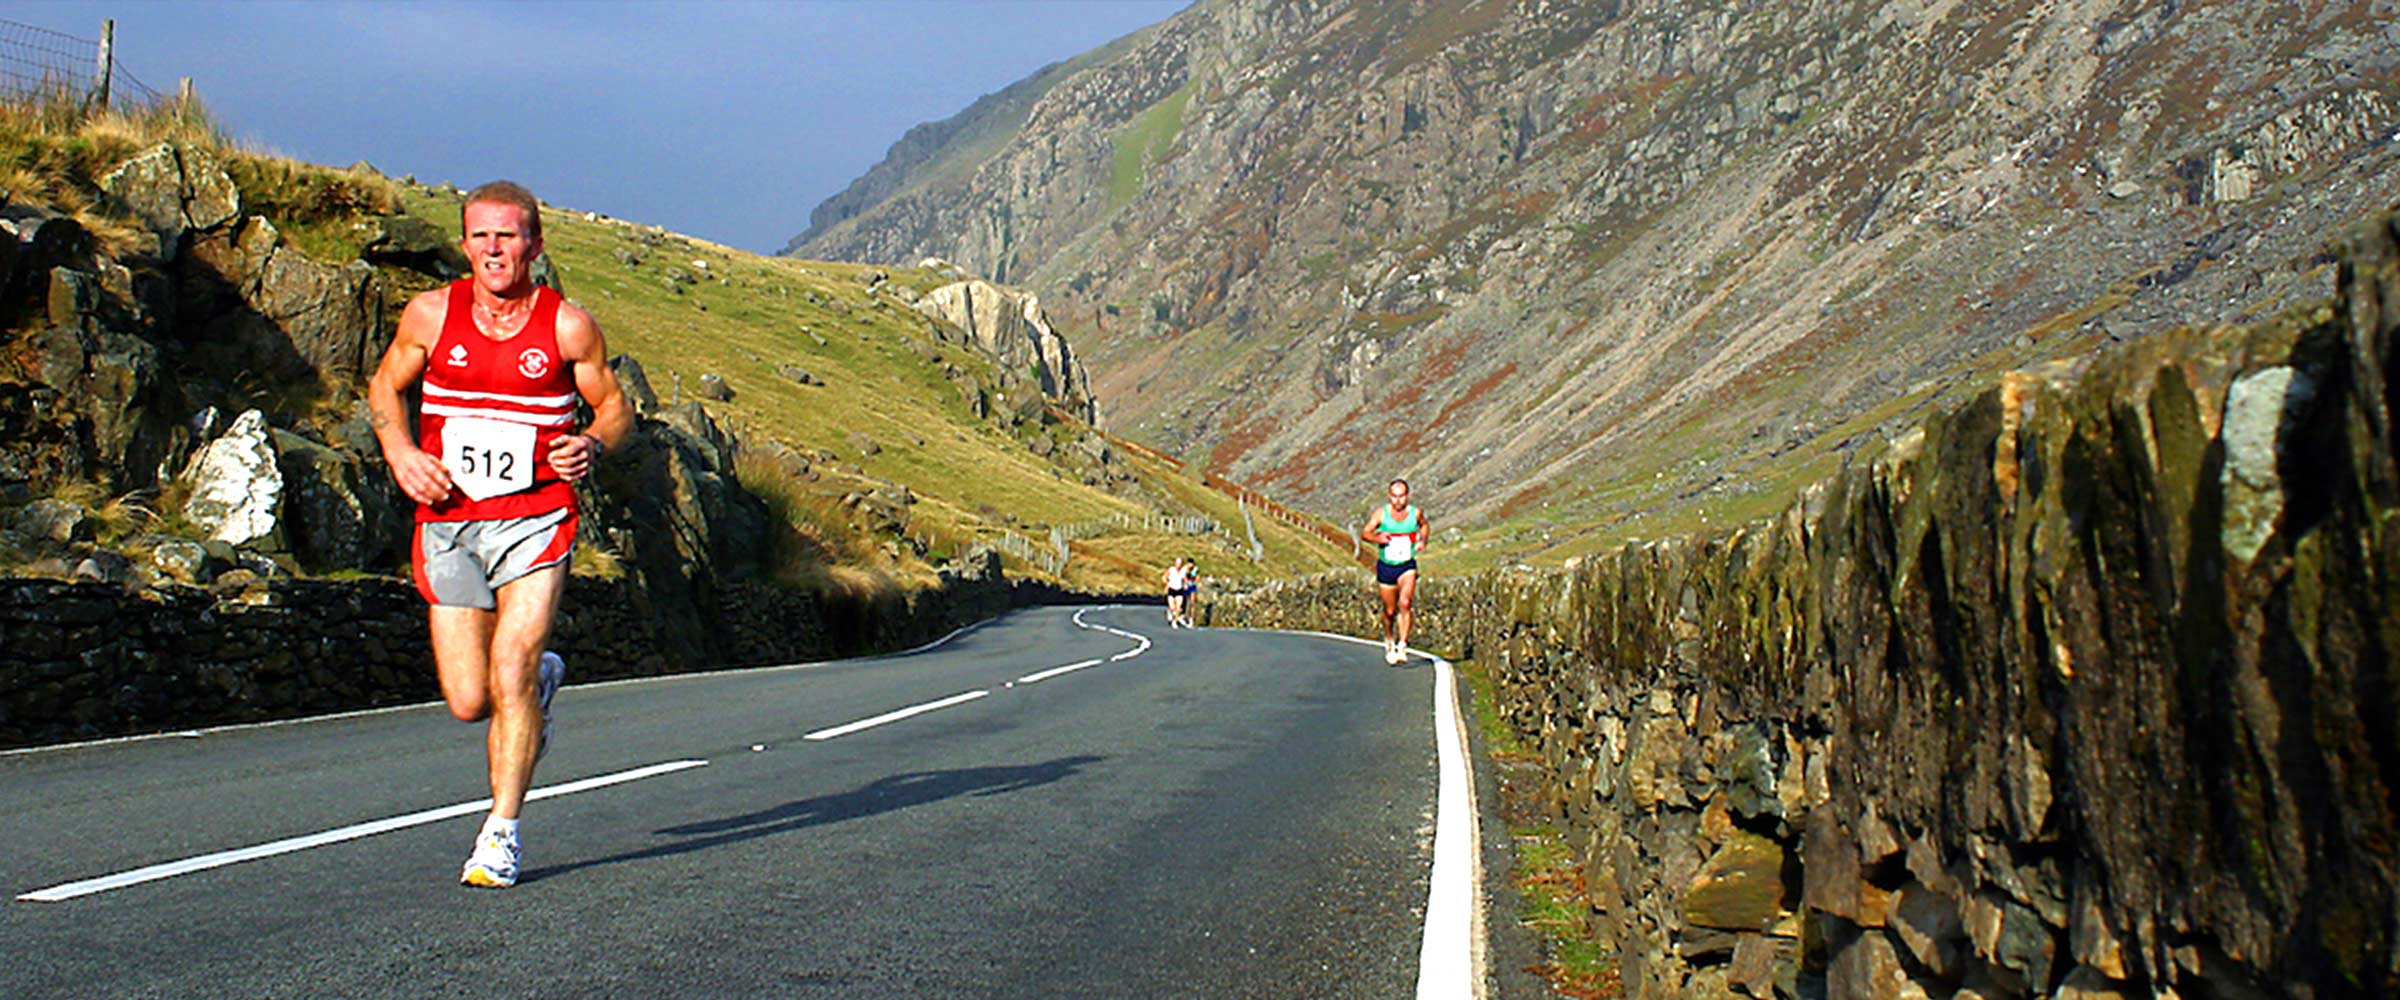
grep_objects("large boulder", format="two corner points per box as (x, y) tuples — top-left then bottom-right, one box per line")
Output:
(11, 498), (87, 544)
(19, 318), (187, 493)
(916, 279), (1095, 421)
(181, 409), (283, 549)
(179, 216), (383, 392)
(844, 482), (913, 537)
(98, 142), (239, 251)
(272, 426), (408, 573)
(360, 214), (467, 280)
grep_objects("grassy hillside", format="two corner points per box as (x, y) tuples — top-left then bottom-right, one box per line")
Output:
(1, 91), (1350, 594)
(422, 186), (1351, 589)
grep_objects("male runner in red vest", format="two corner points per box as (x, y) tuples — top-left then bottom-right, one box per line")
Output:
(367, 180), (631, 888)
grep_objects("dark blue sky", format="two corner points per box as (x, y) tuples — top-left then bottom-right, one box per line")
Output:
(8, 1), (1188, 253)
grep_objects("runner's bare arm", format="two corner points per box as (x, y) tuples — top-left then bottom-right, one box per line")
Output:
(1359, 510), (1388, 545)
(367, 289), (454, 505)
(547, 302), (631, 481)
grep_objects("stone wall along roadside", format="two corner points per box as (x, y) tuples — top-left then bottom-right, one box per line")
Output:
(1213, 207), (2400, 998)
(0, 546), (1042, 750)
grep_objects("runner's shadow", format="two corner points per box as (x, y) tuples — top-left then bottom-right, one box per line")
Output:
(529, 754), (1105, 883)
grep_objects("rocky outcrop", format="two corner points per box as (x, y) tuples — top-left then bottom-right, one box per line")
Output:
(915, 278), (1095, 421)
(99, 141), (240, 249)
(578, 399), (773, 663)
(2, 206), (189, 493)
(789, 56), (1118, 251)
(797, 0), (2400, 549)
(3, 199), (378, 498)
(179, 214), (383, 392)
(1212, 207), (2400, 997)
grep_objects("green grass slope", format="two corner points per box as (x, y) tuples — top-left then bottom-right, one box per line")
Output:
(397, 186), (1349, 593)
(0, 91), (1347, 595)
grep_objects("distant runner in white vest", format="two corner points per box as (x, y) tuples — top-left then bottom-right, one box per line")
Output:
(366, 180), (632, 889)
(1162, 559), (1187, 628)
(1358, 478), (1426, 664)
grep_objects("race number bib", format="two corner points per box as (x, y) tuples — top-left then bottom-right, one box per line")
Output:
(1384, 533), (1415, 562)
(442, 417), (537, 500)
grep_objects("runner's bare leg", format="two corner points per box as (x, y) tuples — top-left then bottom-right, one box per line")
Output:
(432, 565), (564, 820)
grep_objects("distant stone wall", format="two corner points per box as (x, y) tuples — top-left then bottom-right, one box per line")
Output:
(1214, 207), (2400, 999)
(0, 553), (1031, 749)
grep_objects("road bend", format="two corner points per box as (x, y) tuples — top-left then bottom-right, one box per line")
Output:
(0, 605), (1468, 998)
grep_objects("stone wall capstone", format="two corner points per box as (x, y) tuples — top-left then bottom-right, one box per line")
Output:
(1213, 206), (2400, 998)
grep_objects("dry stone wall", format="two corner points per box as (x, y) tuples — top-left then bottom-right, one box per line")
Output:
(0, 549), (1027, 750)
(1215, 207), (2400, 998)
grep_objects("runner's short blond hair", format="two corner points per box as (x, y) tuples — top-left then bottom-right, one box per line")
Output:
(463, 180), (543, 242)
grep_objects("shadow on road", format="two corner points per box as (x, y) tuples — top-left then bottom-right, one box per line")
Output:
(530, 755), (1106, 883)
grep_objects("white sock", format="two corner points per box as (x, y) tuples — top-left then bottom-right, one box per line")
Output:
(481, 814), (520, 840)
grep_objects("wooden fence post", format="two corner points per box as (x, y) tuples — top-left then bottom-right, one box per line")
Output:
(91, 18), (111, 108)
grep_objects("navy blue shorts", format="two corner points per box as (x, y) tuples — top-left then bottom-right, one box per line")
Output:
(1376, 559), (1417, 586)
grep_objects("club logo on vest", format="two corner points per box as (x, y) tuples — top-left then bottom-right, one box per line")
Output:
(518, 348), (552, 380)
(446, 344), (470, 367)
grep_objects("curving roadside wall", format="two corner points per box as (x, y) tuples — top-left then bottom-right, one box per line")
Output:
(0, 553), (1038, 750)
(1214, 207), (2400, 998)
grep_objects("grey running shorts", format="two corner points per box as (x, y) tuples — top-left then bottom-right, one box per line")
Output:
(412, 508), (577, 609)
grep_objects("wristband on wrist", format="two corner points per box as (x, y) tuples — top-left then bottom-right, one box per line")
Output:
(584, 434), (606, 461)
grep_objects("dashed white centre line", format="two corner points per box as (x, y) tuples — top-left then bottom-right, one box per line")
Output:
(1018, 659), (1106, 684)
(803, 690), (990, 741)
(21, 608), (1163, 904)
(17, 758), (710, 903)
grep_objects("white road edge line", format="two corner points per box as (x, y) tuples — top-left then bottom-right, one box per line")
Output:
(16, 758), (710, 903)
(1417, 655), (1482, 1000)
(802, 690), (989, 741)
(1207, 625), (1484, 998)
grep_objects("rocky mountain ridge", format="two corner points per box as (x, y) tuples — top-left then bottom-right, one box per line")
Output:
(793, 0), (2400, 564)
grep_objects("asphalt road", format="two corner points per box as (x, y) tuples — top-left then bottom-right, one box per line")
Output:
(0, 605), (1460, 998)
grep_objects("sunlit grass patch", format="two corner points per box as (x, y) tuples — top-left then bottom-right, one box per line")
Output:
(734, 446), (869, 589)
(2, 84), (398, 262)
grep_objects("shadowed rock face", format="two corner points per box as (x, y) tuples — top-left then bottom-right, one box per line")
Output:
(794, 0), (2400, 546)
(1212, 207), (2400, 999)
(0, 153), (783, 636)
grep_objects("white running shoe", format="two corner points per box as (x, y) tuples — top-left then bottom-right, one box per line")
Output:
(536, 651), (564, 762)
(1386, 642), (1405, 665)
(460, 828), (521, 888)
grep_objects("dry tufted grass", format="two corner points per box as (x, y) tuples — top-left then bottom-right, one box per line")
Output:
(0, 83), (396, 260)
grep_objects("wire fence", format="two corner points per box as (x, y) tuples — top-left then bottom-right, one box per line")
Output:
(0, 17), (165, 104)
(991, 531), (1068, 576)
(1048, 511), (1221, 544)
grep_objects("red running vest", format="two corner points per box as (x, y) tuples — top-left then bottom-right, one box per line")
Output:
(415, 281), (580, 522)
